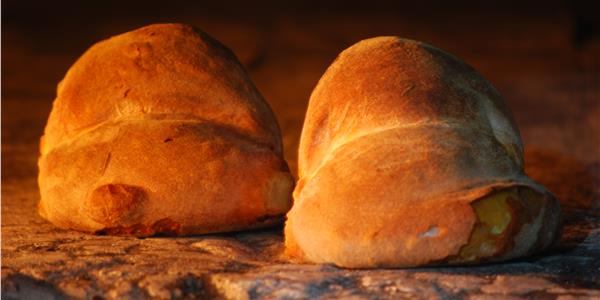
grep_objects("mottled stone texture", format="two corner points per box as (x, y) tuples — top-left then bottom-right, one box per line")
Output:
(2, 171), (600, 299)
(2, 1), (600, 299)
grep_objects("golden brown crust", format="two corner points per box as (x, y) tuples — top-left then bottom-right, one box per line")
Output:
(297, 37), (524, 180)
(84, 184), (148, 227)
(38, 24), (293, 236)
(42, 24), (281, 156)
(285, 37), (561, 268)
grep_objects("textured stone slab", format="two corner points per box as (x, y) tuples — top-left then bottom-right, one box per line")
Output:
(2, 152), (599, 299)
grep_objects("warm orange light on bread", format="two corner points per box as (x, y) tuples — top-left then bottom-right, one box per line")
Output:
(38, 24), (293, 236)
(285, 37), (561, 268)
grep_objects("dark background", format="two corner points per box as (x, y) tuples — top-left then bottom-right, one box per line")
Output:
(3, 0), (599, 177)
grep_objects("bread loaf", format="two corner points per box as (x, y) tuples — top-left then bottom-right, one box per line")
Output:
(38, 24), (294, 236)
(285, 37), (561, 268)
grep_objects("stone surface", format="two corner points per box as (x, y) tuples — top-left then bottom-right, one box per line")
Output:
(2, 175), (600, 299)
(2, 2), (600, 299)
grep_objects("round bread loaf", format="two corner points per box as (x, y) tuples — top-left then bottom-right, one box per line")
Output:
(38, 24), (294, 236)
(285, 37), (561, 268)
